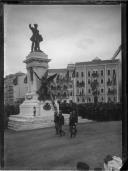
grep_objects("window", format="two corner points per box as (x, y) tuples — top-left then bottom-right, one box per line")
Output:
(63, 92), (66, 97)
(88, 71), (90, 77)
(107, 78), (111, 85)
(81, 72), (84, 77)
(107, 69), (110, 75)
(76, 72), (79, 77)
(108, 97), (111, 103)
(82, 89), (84, 95)
(101, 88), (104, 93)
(101, 79), (103, 84)
(108, 88), (111, 93)
(113, 69), (116, 75)
(88, 79), (90, 84)
(77, 98), (79, 102)
(70, 92), (72, 96)
(76, 80), (79, 87)
(57, 85), (60, 90)
(114, 96), (116, 102)
(82, 98), (85, 102)
(101, 70), (103, 76)
(108, 78), (111, 82)
(88, 98), (91, 102)
(88, 89), (91, 93)
(101, 97), (104, 101)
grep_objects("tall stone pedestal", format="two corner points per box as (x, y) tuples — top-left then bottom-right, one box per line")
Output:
(8, 51), (57, 131)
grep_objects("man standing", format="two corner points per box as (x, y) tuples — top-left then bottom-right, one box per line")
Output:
(58, 110), (65, 136)
(54, 111), (59, 135)
(33, 106), (36, 117)
(29, 24), (43, 52)
(69, 110), (78, 137)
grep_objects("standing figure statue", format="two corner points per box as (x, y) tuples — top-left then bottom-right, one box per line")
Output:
(29, 24), (43, 52)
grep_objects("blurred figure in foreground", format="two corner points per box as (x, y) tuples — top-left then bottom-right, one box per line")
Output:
(104, 155), (122, 171)
(76, 162), (90, 171)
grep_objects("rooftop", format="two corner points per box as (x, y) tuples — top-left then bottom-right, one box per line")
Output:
(76, 59), (119, 66)
(49, 68), (67, 73)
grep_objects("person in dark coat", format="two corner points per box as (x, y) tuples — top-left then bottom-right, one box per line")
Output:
(76, 162), (90, 170)
(33, 106), (36, 117)
(54, 111), (59, 134)
(58, 110), (65, 136)
(69, 110), (78, 132)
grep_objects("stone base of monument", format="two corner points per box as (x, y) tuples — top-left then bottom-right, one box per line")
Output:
(8, 115), (54, 131)
(8, 98), (92, 131)
(8, 113), (92, 131)
(8, 99), (56, 131)
(8, 113), (70, 131)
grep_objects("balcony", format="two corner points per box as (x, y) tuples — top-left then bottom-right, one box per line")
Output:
(107, 81), (112, 86)
(63, 85), (68, 90)
(107, 89), (117, 95)
(92, 72), (99, 78)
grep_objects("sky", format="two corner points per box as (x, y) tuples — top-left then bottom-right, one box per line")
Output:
(4, 5), (121, 76)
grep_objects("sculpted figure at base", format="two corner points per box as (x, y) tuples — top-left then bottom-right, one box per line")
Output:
(29, 24), (43, 52)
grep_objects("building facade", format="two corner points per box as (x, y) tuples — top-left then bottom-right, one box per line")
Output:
(4, 72), (28, 105)
(4, 74), (15, 105)
(49, 58), (120, 104)
(74, 57), (120, 103)
(4, 58), (121, 105)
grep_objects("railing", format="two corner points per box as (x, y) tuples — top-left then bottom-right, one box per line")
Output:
(107, 81), (112, 86)
(107, 89), (117, 95)
(92, 72), (99, 78)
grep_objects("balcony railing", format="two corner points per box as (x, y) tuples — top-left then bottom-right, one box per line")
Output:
(107, 81), (112, 86)
(107, 89), (117, 95)
(92, 72), (99, 78)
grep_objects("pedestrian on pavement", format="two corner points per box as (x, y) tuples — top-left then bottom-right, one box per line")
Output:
(54, 111), (59, 135)
(76, 162), (90, 171)
(58, 110), (65, 136)
(33, 106), (36, 117)
(69, 110), (78, 135)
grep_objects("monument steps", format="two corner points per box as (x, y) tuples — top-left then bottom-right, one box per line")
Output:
(8, 114), (92, 131)
(8, 119), (55, 131)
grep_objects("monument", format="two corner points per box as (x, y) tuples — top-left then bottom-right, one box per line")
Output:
(8, 24), (59, 131)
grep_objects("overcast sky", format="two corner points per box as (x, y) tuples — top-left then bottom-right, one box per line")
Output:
(4, 5), (121, 76)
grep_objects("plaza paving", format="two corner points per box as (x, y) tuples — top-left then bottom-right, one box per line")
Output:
(4, 121), (122, 170)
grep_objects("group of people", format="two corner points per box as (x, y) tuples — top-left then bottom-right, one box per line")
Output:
(54, 110), (65, 136)
(54, 109), (78, 137)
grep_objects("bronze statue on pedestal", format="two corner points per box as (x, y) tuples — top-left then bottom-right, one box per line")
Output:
(29, 24), (43, 52)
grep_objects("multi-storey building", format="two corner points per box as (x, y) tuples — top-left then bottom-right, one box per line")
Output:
(4, 72), (28, 105)
(4, 58), (121, 105)
(13, 72), (28, 104)
(74, 57), (120, 103)
(4, 74), (15, 105)
(49, 65), (76, 103)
